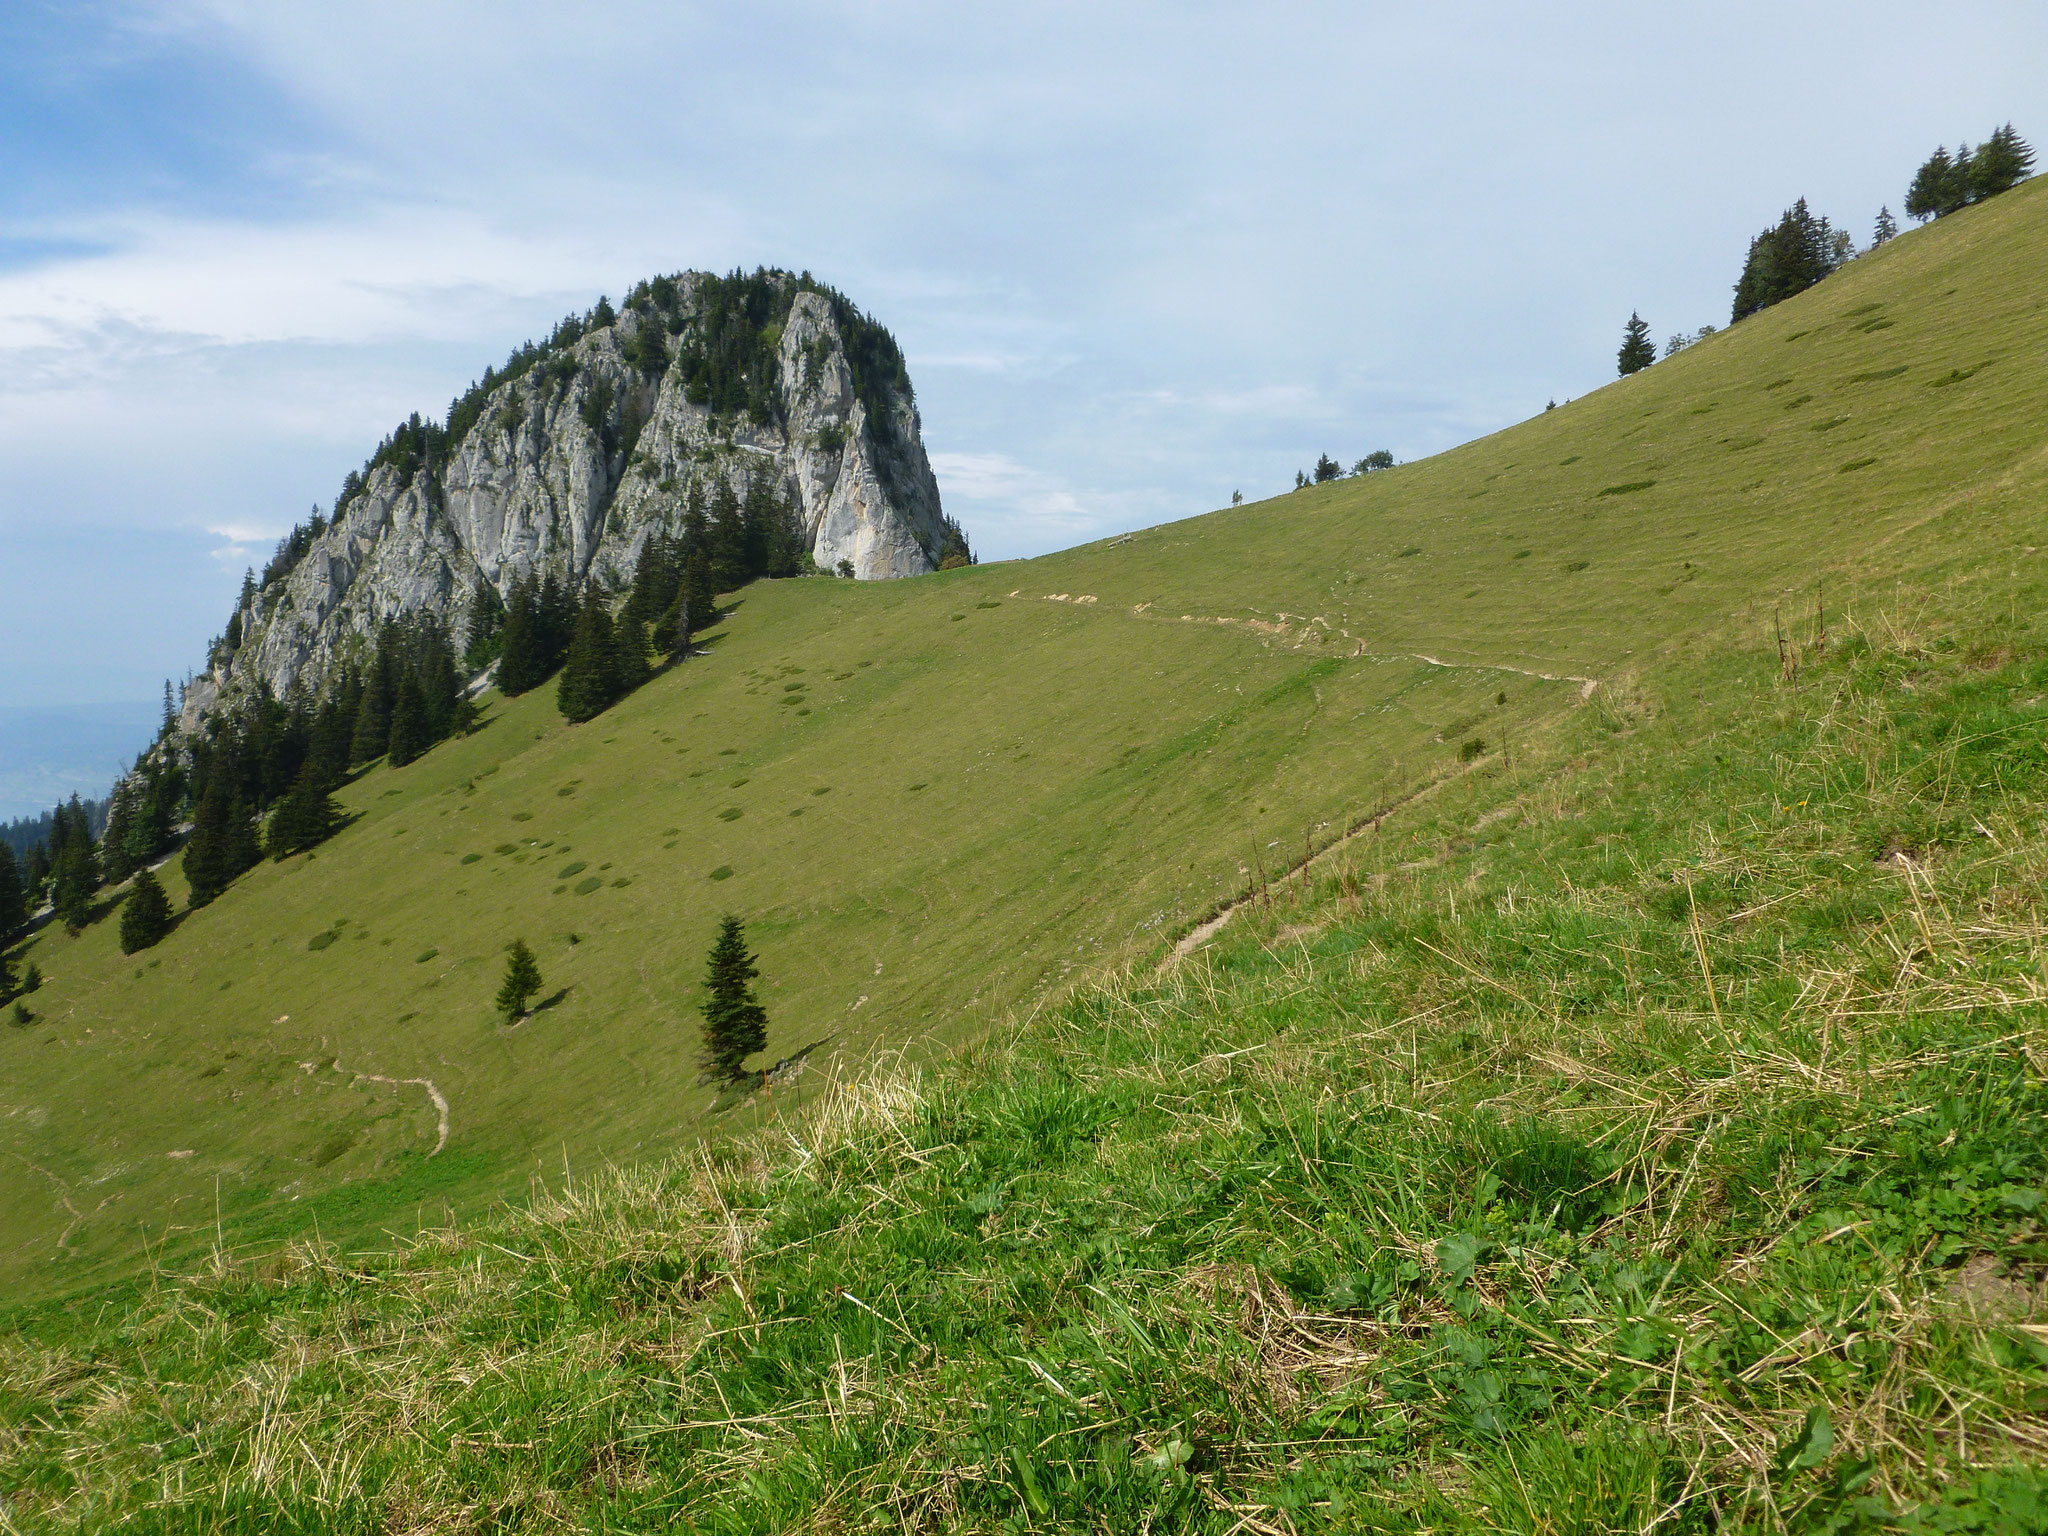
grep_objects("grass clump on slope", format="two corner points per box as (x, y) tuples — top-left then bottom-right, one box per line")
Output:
(7, 587), (2048, 1531)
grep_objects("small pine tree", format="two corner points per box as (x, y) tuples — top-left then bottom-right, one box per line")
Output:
(1872, 205), (1897, 246)
(1617, 312), (1655, 375)
(0, 949), (15, 1002)
(119, 868), (173, 954)
(698, 915), (768, 1081)
(496, 938), (543, 1022)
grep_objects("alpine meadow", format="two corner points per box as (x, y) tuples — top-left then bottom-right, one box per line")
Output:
(6, 158), (2048, 1532)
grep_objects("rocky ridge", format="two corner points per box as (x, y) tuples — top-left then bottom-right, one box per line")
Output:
(187, 273), (953, 724)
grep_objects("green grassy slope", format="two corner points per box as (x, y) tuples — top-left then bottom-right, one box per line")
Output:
(10, 563), (2045, 1532)
(5, 175), (2047, 1310)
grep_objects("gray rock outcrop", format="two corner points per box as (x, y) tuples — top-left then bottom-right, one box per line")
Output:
(193, 274), (952, 719)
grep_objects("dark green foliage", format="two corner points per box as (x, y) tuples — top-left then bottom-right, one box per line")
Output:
(936, 513), (973, 569)
(97, 775), (140, 885)
(387, 673), (432, 766)
(1731, 199), (1852, 322)
(497, 573), (574, 696)
(1872, 205), (1897, 246)
(462, 576), (505, 672)
(623, 314), (670, 375)
(1313, 453), (1341, 484)
(119, 868), (173, 954)
(307, 689), (356, 790)
(1908, 128), (2034, 222)
(698, 914), (768, 1081)
(556, 597), (620, 723)
(183, 759), (261, 909)
(1617, 311), (1655, 375)
(266, 761), (343, 860)
(1970, 122), (2035, 198)
(1353, 450), (1396, 474)
(48, 798), (100, 934)
(349, 658), (392, 767)
(0, 841), (24, 943)
(496, 938), (542, 1022)
(678, 272), (792, 424)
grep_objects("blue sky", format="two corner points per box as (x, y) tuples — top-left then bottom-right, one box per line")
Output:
(1, 2), (2043, 768)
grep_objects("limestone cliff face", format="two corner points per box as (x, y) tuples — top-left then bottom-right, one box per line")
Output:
(196, 276), (949, 719)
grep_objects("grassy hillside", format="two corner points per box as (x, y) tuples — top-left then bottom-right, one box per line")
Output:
(8, 554), (2046, 1531)
(5, 172), (2048, 1327)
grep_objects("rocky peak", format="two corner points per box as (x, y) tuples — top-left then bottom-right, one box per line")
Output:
(194, 270), (961, 720)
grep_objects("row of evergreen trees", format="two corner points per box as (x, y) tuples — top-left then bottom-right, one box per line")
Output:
(1615, 124), (2034, 368)
(2, 614), (477, 960)
(468, 474), (809, 720)
(1730, 198), (1856, 323)
(1905, 126), (2035, 222)
(1292, 450), (1397, 488)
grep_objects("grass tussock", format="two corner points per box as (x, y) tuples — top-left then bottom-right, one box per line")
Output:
(5, 611), (2048, 1531)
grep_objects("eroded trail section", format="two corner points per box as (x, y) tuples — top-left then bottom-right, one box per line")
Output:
(1037, 592), (1602, 701)
(315, 1063), (451, 1156)
(1157, 766), (1468, 976)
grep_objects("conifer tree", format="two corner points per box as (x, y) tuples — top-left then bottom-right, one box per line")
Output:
(265, 760), (342, 860)
(698, 915), (768, 1081)
(183, 768), (241, 907)
(681, 542), (717, 634)
(98, 779), (139, 885)
(1872, 205), (1897, 246)
(307, 690), (356, 789)
(496, 575), (544, 694)
(51, 835), (98, 934)
(707, 480), (749, 594)
(0, 950), (14, 1003)
(387, 673), (432, 766)
(161, 680), (179, 741)
(557, 595), (621, 722)
(224, 788), (262, 882)
(1731, 199), (1844, 321)
(496, 938), (543, 1022)
(0, 841), (25, 943)
(1970, 123), (2035, 200)
(119, 868), (173, 954)
(462, 575), (506, 671)
(1616, 312), (1655, 375)
(538, 572), (573, 670)
(349, 651), (392, 765)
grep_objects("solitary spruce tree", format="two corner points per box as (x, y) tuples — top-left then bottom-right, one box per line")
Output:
(1872, 205), (1897, 247)
(119, 868), (173, 954)
(698, 915), (768, 1082)
(496, 938), (543, 1022)
(1617, 312), (1656, 376)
